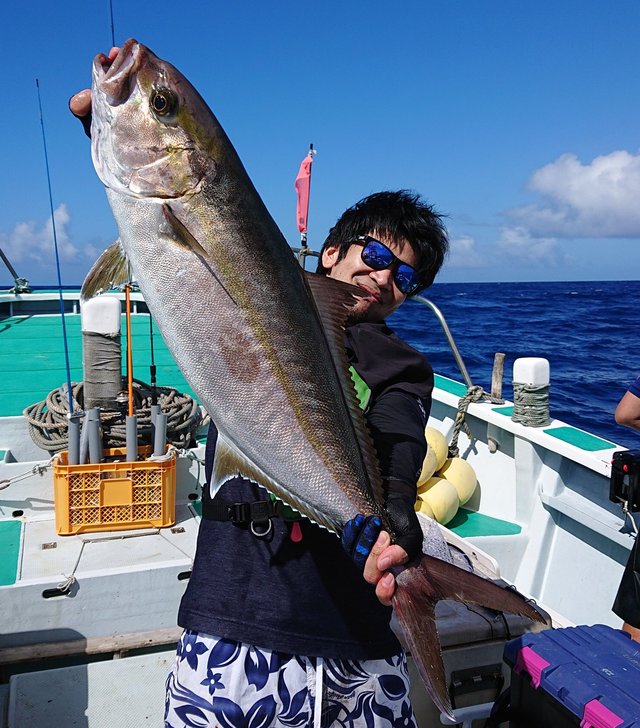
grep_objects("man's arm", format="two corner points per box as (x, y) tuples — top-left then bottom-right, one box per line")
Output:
(615, 390), (640, 431)
(362, 390), (428, 605)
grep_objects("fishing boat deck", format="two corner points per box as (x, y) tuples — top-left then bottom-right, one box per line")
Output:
(0, 293), (197, 419)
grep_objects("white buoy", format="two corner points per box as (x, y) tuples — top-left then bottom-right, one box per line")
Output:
(513, 357), (550, 387)
(81, 295), (122, 411)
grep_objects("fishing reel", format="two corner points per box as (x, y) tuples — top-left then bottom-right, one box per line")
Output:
(609, 450), (640, 513)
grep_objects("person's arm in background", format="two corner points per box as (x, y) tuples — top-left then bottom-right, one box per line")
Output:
(615, 376), (640, 431)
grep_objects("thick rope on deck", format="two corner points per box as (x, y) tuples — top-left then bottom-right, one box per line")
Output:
(511, 382), (551, 427)
(23, 379), (204, 454)
(448, 385), (485, 457)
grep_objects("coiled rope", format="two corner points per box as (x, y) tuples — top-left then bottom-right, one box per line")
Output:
(511, 382), (551, 427)
(23, 378), (204, 454)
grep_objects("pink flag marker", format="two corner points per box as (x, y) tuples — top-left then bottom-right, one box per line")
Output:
(294, 151), (313, 234)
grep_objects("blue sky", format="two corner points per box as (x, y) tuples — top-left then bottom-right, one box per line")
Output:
(2, 0), (639, 285)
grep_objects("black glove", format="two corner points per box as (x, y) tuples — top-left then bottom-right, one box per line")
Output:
(385, 491), (423, 561)
(341, 514), (382, 570)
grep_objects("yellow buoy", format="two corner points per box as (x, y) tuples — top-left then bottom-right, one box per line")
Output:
(419, 475), (459, 525)
(417, 446), (438, 488)
(439, 457), (477, 505)
(414, 495), (435, 519)
(425, 427), (448, 471)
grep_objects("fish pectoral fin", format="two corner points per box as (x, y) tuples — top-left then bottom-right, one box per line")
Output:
(392, 554), (549, 721)
(161, 204), (238, 306)
(81, 241), (131, 300)
(161, 204), (210, 259)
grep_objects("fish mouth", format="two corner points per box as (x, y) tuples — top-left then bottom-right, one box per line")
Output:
(93, 38), (142, 104)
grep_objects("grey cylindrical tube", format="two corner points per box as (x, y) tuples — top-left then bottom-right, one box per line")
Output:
(153, 413), (167, 456)
(88, 408), (103, 464)
(126, 415), (138, 462)
(150, 404), (161, 424)
(150, 404), (161, 447)
(79, 413), (90, 465)
(68, 414), (81, 466)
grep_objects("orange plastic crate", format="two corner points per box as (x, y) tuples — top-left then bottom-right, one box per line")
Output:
(53, 446), (176, 535)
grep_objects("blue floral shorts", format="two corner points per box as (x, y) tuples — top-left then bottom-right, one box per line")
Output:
(164, 630), (417, 727)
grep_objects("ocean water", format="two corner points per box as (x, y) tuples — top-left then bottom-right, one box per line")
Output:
(389, 280), (640, 451)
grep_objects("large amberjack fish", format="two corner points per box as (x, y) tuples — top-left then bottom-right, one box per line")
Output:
(83, 38), (546, 719)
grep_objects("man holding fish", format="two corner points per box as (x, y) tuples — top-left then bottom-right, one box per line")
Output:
(175, 191), (448, 728)
(71, 40), (544, 726)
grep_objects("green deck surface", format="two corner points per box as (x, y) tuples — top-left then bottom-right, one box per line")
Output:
(543, 426), (616, 451)
(447, 507), (522, 537)
(0, 520), (22, 586)
(492, 405), (514, 417)
(1, 313), (198, 417)
(434, 374), (468, 397)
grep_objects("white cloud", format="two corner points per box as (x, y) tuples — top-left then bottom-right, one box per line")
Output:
(0, 204), (84, 265)
(446, 234), (487, 268)
(508, 150), (640, 237)
(495, 226), (568, 267)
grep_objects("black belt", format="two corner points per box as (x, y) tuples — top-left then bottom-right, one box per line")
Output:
(202, 496), (278, 537)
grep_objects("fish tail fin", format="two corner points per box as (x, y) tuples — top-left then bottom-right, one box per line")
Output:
(392, 553), (548, 720)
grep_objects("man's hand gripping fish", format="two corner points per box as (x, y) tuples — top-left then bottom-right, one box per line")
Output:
(82, 38), (546, 720)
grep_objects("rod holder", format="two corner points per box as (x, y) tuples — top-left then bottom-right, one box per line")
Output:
(78, 412), (90, 465)
(153, 413), (167, 456)
(88, 408), (103, 464)
(67, 414), (82, 466)
(126, 415), (138, 462)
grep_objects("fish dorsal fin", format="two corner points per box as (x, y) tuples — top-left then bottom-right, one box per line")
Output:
(81, 241), (131, 300)
(303, 272), (386, 514)
(212, 431), (341, 533)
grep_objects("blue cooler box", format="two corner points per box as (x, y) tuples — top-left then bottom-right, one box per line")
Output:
(503, 625), (640, 727)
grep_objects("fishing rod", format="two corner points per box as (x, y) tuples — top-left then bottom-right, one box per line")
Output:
(35, 79), (75, 417)
(149, 311), (157, 406)
(109, 0), (116, 48)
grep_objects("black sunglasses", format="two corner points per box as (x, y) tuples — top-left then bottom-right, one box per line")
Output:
(354, 235), (421, 295)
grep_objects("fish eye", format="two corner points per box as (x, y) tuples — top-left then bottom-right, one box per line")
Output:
(150, 88), (178, 119)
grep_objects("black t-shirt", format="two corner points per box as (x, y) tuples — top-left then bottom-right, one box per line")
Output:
(177, 321), (433, 659)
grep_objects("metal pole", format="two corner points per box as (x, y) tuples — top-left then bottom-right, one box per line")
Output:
(412, 296), (474, 390)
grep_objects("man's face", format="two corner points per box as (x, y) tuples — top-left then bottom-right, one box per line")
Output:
(322, 232), (419, 322)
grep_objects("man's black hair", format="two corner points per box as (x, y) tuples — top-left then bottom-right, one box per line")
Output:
(316, 190), (448, 293)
